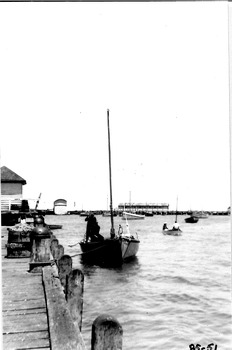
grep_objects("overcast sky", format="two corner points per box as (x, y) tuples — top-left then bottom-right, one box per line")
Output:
(0, 2), (230, 211)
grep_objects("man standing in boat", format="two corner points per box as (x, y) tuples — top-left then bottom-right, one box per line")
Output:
(85, 213), (104, 242)
(172, 220), (180, 231)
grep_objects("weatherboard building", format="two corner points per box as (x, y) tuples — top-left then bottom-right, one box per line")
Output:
(1, 166), (27, 212)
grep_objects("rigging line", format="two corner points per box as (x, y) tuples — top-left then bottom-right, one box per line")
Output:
(68, 242), (79, 247)
(122, 239), (131, 259)
(70, 243), (109, 258)
(125, 213), (130, 236)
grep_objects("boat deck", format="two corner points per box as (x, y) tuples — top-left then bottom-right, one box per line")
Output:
(1, 227), (50, 350)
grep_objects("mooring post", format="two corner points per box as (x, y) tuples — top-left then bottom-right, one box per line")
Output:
(50, 238), (59, 257)
(50, 232), (57, 240)
(43, 266), (86, 350)
(66, 268), (84, 331)
(91, 314), (123, 350)
(50, 238), (64, 261)
(29, 226), (51, 272)
(57, 254), (73, 297)
(33, 215), (45, 228)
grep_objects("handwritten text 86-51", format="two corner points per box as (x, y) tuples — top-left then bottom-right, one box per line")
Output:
(189, 344), (217, 350)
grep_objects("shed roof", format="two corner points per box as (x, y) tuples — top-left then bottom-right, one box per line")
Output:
(1, 166), (27, 185)
(54, 199), (67, 205)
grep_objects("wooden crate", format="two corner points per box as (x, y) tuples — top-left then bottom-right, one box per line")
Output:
(6, 227), (33, 258)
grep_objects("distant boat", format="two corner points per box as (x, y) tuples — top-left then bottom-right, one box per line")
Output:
(79, 109), (140, 265)
(102, 211), (117, 217)
(163, 228), (182, 236)
(47, 224), (63, 230)
(162, 196), (182, 236)
(102, 196), (117, 216)
(79, 212), (89, 217)
(191, 211), (208, 219)
(102, 211), (110, 217)
(122, 211), (145, 220)
(185, 216), (199, 223)
(144, 212), (154, 217)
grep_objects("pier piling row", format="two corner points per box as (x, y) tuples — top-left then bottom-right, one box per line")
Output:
(2, 224), (123, 350)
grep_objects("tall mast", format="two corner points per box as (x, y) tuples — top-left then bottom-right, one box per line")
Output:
(107, 109), (115, 238)
(175, 196), (178, 222)
(35, 193), (42, 210)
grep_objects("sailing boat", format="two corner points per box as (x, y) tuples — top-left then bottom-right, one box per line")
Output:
(122, 211), (145, 220)
(185, 215), (199, 223)
(122, 194), (145, 220)
(79, 109), (140, 265)
(162, 196), (182, 236)
(102, 196), (117, 217)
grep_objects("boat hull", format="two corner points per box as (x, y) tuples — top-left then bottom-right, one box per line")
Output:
(144, 212), (153, 217)
(121, 237), (140, 259)
(79, 237), (140, 265)
(163, 229), (182, 236)
(122, 212), (145, 220)
(185, 216), (199, 223)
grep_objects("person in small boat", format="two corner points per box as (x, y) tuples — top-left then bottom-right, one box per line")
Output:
(118, 224), (123, 236)
(162, 222), (169, 231)
(172, 221), (180, 231)
(85, 214), (104, 242)
(20, 215), (27, 224)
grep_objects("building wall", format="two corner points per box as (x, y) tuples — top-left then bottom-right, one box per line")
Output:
(54, 205), (67, 215)
(53, 199), (67, 215)
(1, 183), (22, 197)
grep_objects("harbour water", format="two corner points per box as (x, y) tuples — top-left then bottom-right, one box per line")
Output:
(11, 214), (232, 350)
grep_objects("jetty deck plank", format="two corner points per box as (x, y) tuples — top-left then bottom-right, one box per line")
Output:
(1, 228), (50, 350)
(3, 300), (45, 312)
(3, 332), (49, 350)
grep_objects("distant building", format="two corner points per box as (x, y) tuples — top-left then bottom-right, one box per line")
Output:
(118, 202), (169, 213)
(1, 166), (27, 211)
(53, 199), (67, 215)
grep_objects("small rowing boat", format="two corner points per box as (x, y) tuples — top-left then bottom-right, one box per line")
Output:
(162, 196), (182, 236)
(163, 228), (182, 236)
(122, 211), (145, 220)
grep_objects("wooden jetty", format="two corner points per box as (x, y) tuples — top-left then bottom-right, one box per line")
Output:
(2, 228), (50, 350)
(1, 223), (123, 350)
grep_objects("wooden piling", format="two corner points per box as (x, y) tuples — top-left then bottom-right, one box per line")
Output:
(67, 268), (84, 331)
(91, 314), (123, 350)
(57, 254), (72, 292)
(43, 265), (85, 350)
(50, 238), (64, 262)
(57, 244), (65, 259)
(50, 233), (57, 240)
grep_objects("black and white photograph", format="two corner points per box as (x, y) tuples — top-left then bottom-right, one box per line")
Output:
(0, 1), (231, 350)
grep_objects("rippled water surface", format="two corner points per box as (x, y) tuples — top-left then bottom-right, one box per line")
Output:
(44, 214), (231, 350)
